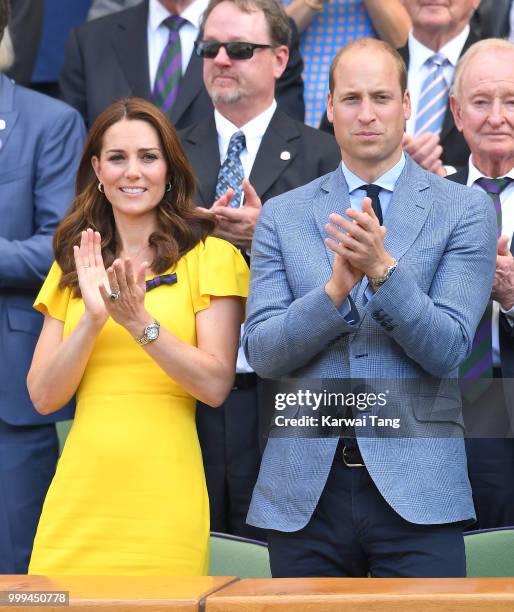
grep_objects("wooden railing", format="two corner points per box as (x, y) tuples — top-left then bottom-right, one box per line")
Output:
(1, 576), (514, 611)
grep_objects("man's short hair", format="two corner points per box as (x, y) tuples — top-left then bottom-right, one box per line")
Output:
(329, 38), (407, 97)
(452, 38), (514, 99)
(201, 0), (291, 47)
(0, 0), (10, 45)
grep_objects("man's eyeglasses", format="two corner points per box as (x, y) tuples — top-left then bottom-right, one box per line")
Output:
(194, 40), (272, 60)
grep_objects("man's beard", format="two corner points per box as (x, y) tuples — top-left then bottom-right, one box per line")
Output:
(209, 89), (243, 104)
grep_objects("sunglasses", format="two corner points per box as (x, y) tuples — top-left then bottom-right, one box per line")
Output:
(194, 40), (272, 60)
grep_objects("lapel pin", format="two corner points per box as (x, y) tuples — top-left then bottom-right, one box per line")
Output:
(0, 119), (5, 130)
(280, 150), (291, 161)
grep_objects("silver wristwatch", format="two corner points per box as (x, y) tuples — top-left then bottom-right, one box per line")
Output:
(368, 259), (397, 293)
(136, 320), (160, 345)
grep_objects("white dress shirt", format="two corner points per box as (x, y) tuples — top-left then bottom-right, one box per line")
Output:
(468, 157), (514, 366)
(147, 0), (207, 90)
(214, 100), (277, 207)
(405, 26), (469, 136)
(214, 100), (277, 373)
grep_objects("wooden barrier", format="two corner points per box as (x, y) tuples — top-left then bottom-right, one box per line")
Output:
(0, 575), (237, 611)
(1, 577), (514, 611)
(206, 578), (514, 611)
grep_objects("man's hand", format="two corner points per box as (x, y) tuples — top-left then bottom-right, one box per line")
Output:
(324, 250), (364, 308)
(211, 178), (262, 250)
(325, 197), (395, 280)
(492, 235), (514, 310)
(402, 133), (446, 176)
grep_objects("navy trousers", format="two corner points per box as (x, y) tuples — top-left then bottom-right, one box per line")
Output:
(463, 374), (514, 530)
(267, 455), (466, 578)
(0, 420), (58, 573)
(196, 385), (265, 540)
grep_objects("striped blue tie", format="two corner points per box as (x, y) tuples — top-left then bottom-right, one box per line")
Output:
(415, 54), (449, 136)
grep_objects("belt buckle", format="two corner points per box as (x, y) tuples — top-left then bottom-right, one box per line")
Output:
(342, 445), (365, 468)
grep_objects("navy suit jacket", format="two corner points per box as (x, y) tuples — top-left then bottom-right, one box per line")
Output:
(0, 73), (85, 426)
(60, 0), (305, 129)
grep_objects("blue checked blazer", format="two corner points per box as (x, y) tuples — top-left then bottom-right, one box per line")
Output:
(0, 73), (85, 426)
(242, 156), (498, 530)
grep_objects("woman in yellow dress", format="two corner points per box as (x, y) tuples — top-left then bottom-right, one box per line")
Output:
(27, 98), (249, 575)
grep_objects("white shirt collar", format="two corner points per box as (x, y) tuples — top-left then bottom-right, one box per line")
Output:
(408, 25), (470, 74)
(148, 0), (207, 33)
(467, 156), (514, 186)
(214, 100), (277, 161)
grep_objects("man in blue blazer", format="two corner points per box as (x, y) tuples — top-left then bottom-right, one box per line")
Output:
(0, 0), (85, 573)
(243, 38), (497, 577)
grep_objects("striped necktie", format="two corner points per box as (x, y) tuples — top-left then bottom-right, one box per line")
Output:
(415, 53), (450, 136)
(152, 15), (187, 113)
(215, 131), (246, 208)
(460, 176), (513, 381)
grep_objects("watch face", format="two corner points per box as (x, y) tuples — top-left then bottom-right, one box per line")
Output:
(146, 325), (159, 341)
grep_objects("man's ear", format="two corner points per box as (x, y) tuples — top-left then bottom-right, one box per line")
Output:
(273, 45), (289, 80)
(450, 95), (464, 132)
(327, 92), (334, 124)
(403, 88), (412, 121)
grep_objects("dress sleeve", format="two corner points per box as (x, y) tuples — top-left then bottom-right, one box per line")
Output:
(33, 261), (72, 322)
(191, 237), (249, 315)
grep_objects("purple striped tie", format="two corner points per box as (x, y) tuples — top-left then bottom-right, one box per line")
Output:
(152, 15), (187, 113)
(460, 177), (513, 382)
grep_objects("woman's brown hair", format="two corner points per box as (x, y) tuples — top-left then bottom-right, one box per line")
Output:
(54, 97), (215, 295)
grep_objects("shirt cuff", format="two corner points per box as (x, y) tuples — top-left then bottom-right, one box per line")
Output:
(500, 303), (514, 326)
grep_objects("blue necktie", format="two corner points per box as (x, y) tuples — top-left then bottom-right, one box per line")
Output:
(362, 184), (383, 225)
(415, 53), (450, 136)
(215, 131), (246, 208)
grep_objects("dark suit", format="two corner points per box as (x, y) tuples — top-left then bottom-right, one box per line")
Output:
(59, 0), (305, 129)
(5, 0), (43, 86)
(180, 109), (341, 538)
(319, 31), (480, 169)
(0, 73), (84, 572)
(448, 166), (514, 530)
(471, 0), (512, 39)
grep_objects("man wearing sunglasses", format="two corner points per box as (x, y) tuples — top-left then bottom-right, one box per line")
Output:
(180, 0), (340, 541)
(59, 0), (305, 130)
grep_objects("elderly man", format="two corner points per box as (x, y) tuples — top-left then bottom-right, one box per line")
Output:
(60, 0), (304, 129)
(243, 37), (496, 577)
(448, 38), (514, 529)
(180, 0), (340, 540)
(0, 0), (85, 573)
(400, 0), (480, 175)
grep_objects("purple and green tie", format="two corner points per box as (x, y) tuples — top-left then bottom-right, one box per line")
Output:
(152, 15), (187, 113)
(460, 177), (513, 381)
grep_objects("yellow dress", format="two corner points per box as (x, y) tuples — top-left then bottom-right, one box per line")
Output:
(28, 237), (249, 576)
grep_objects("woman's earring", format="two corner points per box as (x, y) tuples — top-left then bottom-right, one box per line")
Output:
(165, 182), (172, 193)
(98, 182), (104, 193)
